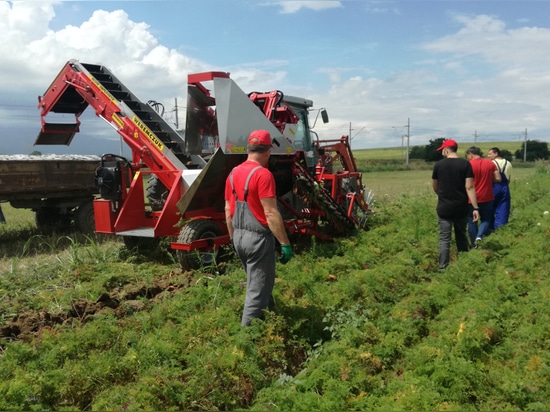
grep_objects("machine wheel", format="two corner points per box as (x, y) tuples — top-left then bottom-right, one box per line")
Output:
(35, 207), (71, 233)
(74, 200), (95, 233)
(176, 219), (221, 271)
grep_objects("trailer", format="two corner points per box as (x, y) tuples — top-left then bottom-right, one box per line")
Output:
(0, 154), (99, 232)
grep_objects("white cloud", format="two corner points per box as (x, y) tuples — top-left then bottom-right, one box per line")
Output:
(0, 1), (57, 38)
(0, 3), (208, 108)
(276, 1), (342, 14)
(364, 0), (401, 15)
(424, 13), (550, 72)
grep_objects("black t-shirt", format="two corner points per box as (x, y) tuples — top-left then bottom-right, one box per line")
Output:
(432, 157), (474, 218)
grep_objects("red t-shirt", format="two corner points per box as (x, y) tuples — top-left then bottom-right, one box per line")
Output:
(224, 160), (276, 226)
(469, 157), (497, 203)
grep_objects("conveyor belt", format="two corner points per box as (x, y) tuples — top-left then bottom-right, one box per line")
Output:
(36, 60), (189, 166)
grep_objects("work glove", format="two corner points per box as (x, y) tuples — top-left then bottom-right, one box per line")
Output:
(279, 244), (293, 264)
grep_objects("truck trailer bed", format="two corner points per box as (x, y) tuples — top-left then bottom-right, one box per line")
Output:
(0, 154), (100, 199)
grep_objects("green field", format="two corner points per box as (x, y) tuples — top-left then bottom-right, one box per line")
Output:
(1, 149), (549, 410)
(353, 140), (524, 161)
(348, 141), (536, 201)
(363, 166), (534, 203)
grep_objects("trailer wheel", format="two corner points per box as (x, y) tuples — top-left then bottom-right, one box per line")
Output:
(35, 207), (71, 233)
(74, 200), (95, 233)
(176, 219), (221, 271)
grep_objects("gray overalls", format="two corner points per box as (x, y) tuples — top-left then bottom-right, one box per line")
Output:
(230, 166), (276, 326)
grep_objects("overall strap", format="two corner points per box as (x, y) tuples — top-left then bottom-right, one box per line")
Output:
(243, 166), (263, 201)
(494, 159), (508, 174)
(229, 170), (237, 198)
(501, 159), (508, 174)
(493, 159), (509, 184)
(230, 166), (263, 201)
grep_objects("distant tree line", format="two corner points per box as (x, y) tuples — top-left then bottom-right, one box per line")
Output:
(409, 138), (549, 162)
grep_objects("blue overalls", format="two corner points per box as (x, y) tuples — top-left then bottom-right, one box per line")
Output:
(492, 160), (511, 230)
(230, 166), (276, 326)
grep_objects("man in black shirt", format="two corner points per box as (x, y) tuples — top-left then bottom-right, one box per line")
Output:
(432, 139), (480, 270)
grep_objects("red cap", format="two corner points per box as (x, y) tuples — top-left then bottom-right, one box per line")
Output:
(437, 139), (457, 151)
(248, 130), (272, 146)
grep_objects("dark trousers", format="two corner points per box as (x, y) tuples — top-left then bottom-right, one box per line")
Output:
(438, 214), (469, 270)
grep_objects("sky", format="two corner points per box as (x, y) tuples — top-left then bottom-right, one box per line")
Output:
(1, 0), (550, 156)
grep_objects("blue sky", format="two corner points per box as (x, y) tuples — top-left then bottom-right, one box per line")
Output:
(1, 0), (550, 155)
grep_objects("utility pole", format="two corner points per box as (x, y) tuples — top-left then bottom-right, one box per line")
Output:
(348, 122), (367, 147)
(392, 120), (410, 164)
(473, 130), (477, 144)
(174, 97), (179, 129)
(405, 118), (410, 165)
(523, 128), (527, 163)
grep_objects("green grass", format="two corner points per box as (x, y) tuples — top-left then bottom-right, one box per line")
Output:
(363, 166), (535, 202)
(353, 140), (525, 161)
(0, 203), (34, 228)
(0, 154), (549, 410)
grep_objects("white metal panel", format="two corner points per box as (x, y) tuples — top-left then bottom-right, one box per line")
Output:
(180, 169), (202, 190)
(213, 77), (293, 155)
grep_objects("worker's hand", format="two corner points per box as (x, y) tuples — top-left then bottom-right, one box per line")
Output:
(279, 244), (293, 264)
(472, 210), (480, 222)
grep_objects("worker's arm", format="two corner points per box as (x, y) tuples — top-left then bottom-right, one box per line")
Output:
(224, 200), (234, 239)
(493, 169), (501, 183)
(261, 197), (290, 245)
(465, 177), (480, 222)
(432, 179), (439, 194)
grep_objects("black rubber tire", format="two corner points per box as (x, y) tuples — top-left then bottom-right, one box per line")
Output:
(74, 200), (95, 233)
(176, 219), (221, 271)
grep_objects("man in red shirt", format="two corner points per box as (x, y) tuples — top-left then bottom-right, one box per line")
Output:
(465, 146), (501, 248)
(224, 130), (293, 326)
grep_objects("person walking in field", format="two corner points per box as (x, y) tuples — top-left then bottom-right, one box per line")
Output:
(432, 139), (480, 271)
(465, 146), (501, 248)
(487, 147), (512, 230)
(224, 129), (293, 326)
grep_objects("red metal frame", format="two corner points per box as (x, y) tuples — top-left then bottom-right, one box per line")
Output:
(248, 91), (299, 133)
(313, 135), (369, 225)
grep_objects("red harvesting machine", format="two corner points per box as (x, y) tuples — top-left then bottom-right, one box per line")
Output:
(36, 59), (374, 270)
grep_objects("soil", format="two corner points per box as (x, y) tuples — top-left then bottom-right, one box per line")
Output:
(0, 269), (199, 343)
